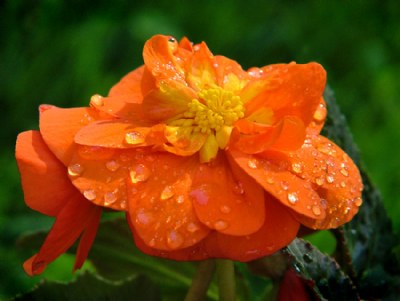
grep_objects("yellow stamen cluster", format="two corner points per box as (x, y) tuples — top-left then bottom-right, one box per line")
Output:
(183, 87), (245, 134)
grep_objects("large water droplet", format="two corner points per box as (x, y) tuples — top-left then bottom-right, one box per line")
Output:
(354, 197), (363, 207)
(312, 205), (321, 216)
(161, 186), (175, 200)
(186, 222), (199, 233)
(287, 192), (298, 205)
(104, 191), (117, 205)
(125, 131), (145, 145)
(68, 163), (83, 177)
(90, 94), (104, 107)
(214, 220), (228, 230)
(130, 164), (151, 183)
(105, 160), (120, 172)
(167, 230), (184, 249)
(313, 103), (327, 121)
(291, 162), (303, 174)
(247, 158), (258, 169)
(83, 189), (96, 201)
(136, 209), (153, 225)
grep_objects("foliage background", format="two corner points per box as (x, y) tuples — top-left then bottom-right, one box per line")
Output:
(1, 0), (399, 299)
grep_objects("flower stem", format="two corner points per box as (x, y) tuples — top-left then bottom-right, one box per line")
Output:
(184, 260), (216, 301)
(216, 259), (236, 301)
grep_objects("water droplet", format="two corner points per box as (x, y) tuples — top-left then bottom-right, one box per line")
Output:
(247, 158), (258, 169)
(340, 181), (346, 188)
(176, 195), (185, 204)
(291, 162), (303, 174)
(343, 207), (351, 214)
(167, 230), (184, 249)
(136, 209), (153, 225)
(287, 192), (298, 205)
(83, 189), (96, 201)
(232, 182), (244, 194)
(214, 220), (228, 230)
(104, 191), (117, 205)
(326, 174), (335, 183)
(186, 222), (199, 233)
(313, 103), (327, 121)
(190, 186), (209, 205)
(340, 168), (349, 177)
(105, 160), (120, 172)
(266, 177), (274, 184)
(312, 205), (321, 216)
(354, 197), (362, 207)
(68, 163), (83, 176)
(120, 199), (127, 209)
(90, 94), (104, 107)
(315, 176), (324, 186)
(130, 164), (151, 183)
(125, 131), (145, 145)
(220, 205), (231, 214)
(161, 186), (175, 200)
(280, 181), (289, 190)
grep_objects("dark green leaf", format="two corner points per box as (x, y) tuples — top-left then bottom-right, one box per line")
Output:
(322, 88), (400, 299)
(12, 272), (161, 301)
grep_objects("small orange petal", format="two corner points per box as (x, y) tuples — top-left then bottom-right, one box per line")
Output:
(191, 153), (265, 236)
(228, 149), (325, 220)
(16, 131), (76, 216)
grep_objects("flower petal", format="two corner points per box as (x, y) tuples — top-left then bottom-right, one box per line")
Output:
(15, 131), (75, 216)
(127, 153), (210, 251)
(228, 148), (324, 220)
(246, 62), (326, 127)
(191, 153), (265, 236)
(266, 135), (363, 229)
(40, 106), (101, 165)
(108, 66), (145, 100)
(23, 196), (101, 276)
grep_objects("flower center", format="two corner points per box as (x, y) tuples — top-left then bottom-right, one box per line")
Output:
(183, 86), (245, 134)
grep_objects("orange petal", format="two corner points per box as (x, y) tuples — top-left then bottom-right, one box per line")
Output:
(15, 131), (75, 216)
(204, 195), (300, 261)
(191, 153), (265, 236)
(246, 63), (326, 127)
(214, 55), (249, 89)
(90, 94), (144, 121)
(73, 207), (102, 271)
(266, 135), (363, 229)
(40, 106), (101, 165)
(163, 126), (207, 156)
(228, 148), (324, 220)
(126, 153), (210, 251)
(23, 196), (101, 276)
(108, 66), (145, 100)
(307, 97), (327, 135)
(269, 116), (306, 151)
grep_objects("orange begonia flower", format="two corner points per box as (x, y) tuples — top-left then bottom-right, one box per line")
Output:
(16, 35), (363, 275)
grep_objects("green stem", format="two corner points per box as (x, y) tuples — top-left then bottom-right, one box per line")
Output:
(216, 259), (236, 301)
(184, 260), (216, 301)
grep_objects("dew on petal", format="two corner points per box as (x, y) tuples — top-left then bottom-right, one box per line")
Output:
(232, 182), (244, 195)
(311, 205), (321, 216)
(161, 186), (175, 200)
(340, 181), (346, 188)
(176, 195), (185, 204)
(68, 163), (83, 177)
(247, 158), (259, 169)
(186, 222), (200, 233)
(343, 207), (351, 215)
(313, 103), (327, 121)
(136, 208), (153, 225)
(287, 192), (298, 205)
(214, 220), (228, 230)
(326, 174), (335, 183)
(220, 205), (231, 214)
(340, 168), (349, 177)
(354, 197), (363, 207)
(105, 160), (120, 172)
(315, 176), (324, 186)
(125, 131), (145, 145)
(266, 177), (275, 184)
(280, 181), (289, 190)
(291, 162), (303, 174)
(83, 189), (96, 201)
(90, 94), (104, 107)
(130, 164), (151, 183)
(120, 199), (127, 209)
(104, 191), (117, 205)
(167, 230), (184, 249)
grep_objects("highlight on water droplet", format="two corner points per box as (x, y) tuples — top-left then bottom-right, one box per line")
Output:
(291, 162), (303, 174)
(90, 94), (104, 107)
(247, 158), (258, 169)
(68, 163), (83, 177)
(105, 160), (120, 172)
(340, 168), (349, 177)
(160, 186), (175, 200)
(311, 205), (321, 216)
(130, 164), (151, 183)
(83, 189), (96, 201)
(326, 174), (335, 184)
(214, 220), (228, 230)
(287, 192), (298, 205)
(167, 230), (184, 249)
(176, 195), (185, 204)
(125, 131), (145, 145)
(313, 103), (327, 121)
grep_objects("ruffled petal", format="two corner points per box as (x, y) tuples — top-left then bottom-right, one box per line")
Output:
(108, 66), (145, 100)
(228, 148), (324, 220)
(15, 131), (75, 216)
(191, 153), (265, 236)
(40, 106), (102, 165)
(264, 135), (363, 229)
(245, 62), (326, 127)
(23, 196), (101, 276)
(214, 55), (249, 90)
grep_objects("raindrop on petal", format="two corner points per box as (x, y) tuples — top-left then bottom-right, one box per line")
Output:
(287, 192), (298, 205)
(130, 164), (151, 183)
(186, 222), (200, 233)
(313, 103), (327, 121)
(136, 208), (153, 225)
(354, 197), (363, 207)
(161, 186), (175, 200)
(232, 182), (244, 195)
(125, 131), (145, 145)
(83, 189), (96, 201)
(247, 158), (259, 169)
(326, 174), (335, 184)
(167, 230), (184, 249)
(291, 162), (303, 174)
(90, 94), (104, 107)
(312, 205), (321, 216)
(104, 191), (117, 205)
(105, 160), (120, 172)
(220, 205), (231, 214)
(68, 163), (83, 177)
(176, 195), (185, 204)
(214, 220), (228, 230)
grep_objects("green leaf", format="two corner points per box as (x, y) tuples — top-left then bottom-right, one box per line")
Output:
(285, 238), (359, 301)
(322, 88), (400, 299)
(12, 272), (161, 301)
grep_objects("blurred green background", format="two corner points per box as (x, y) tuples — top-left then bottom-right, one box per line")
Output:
(1, 0), (400, 299)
